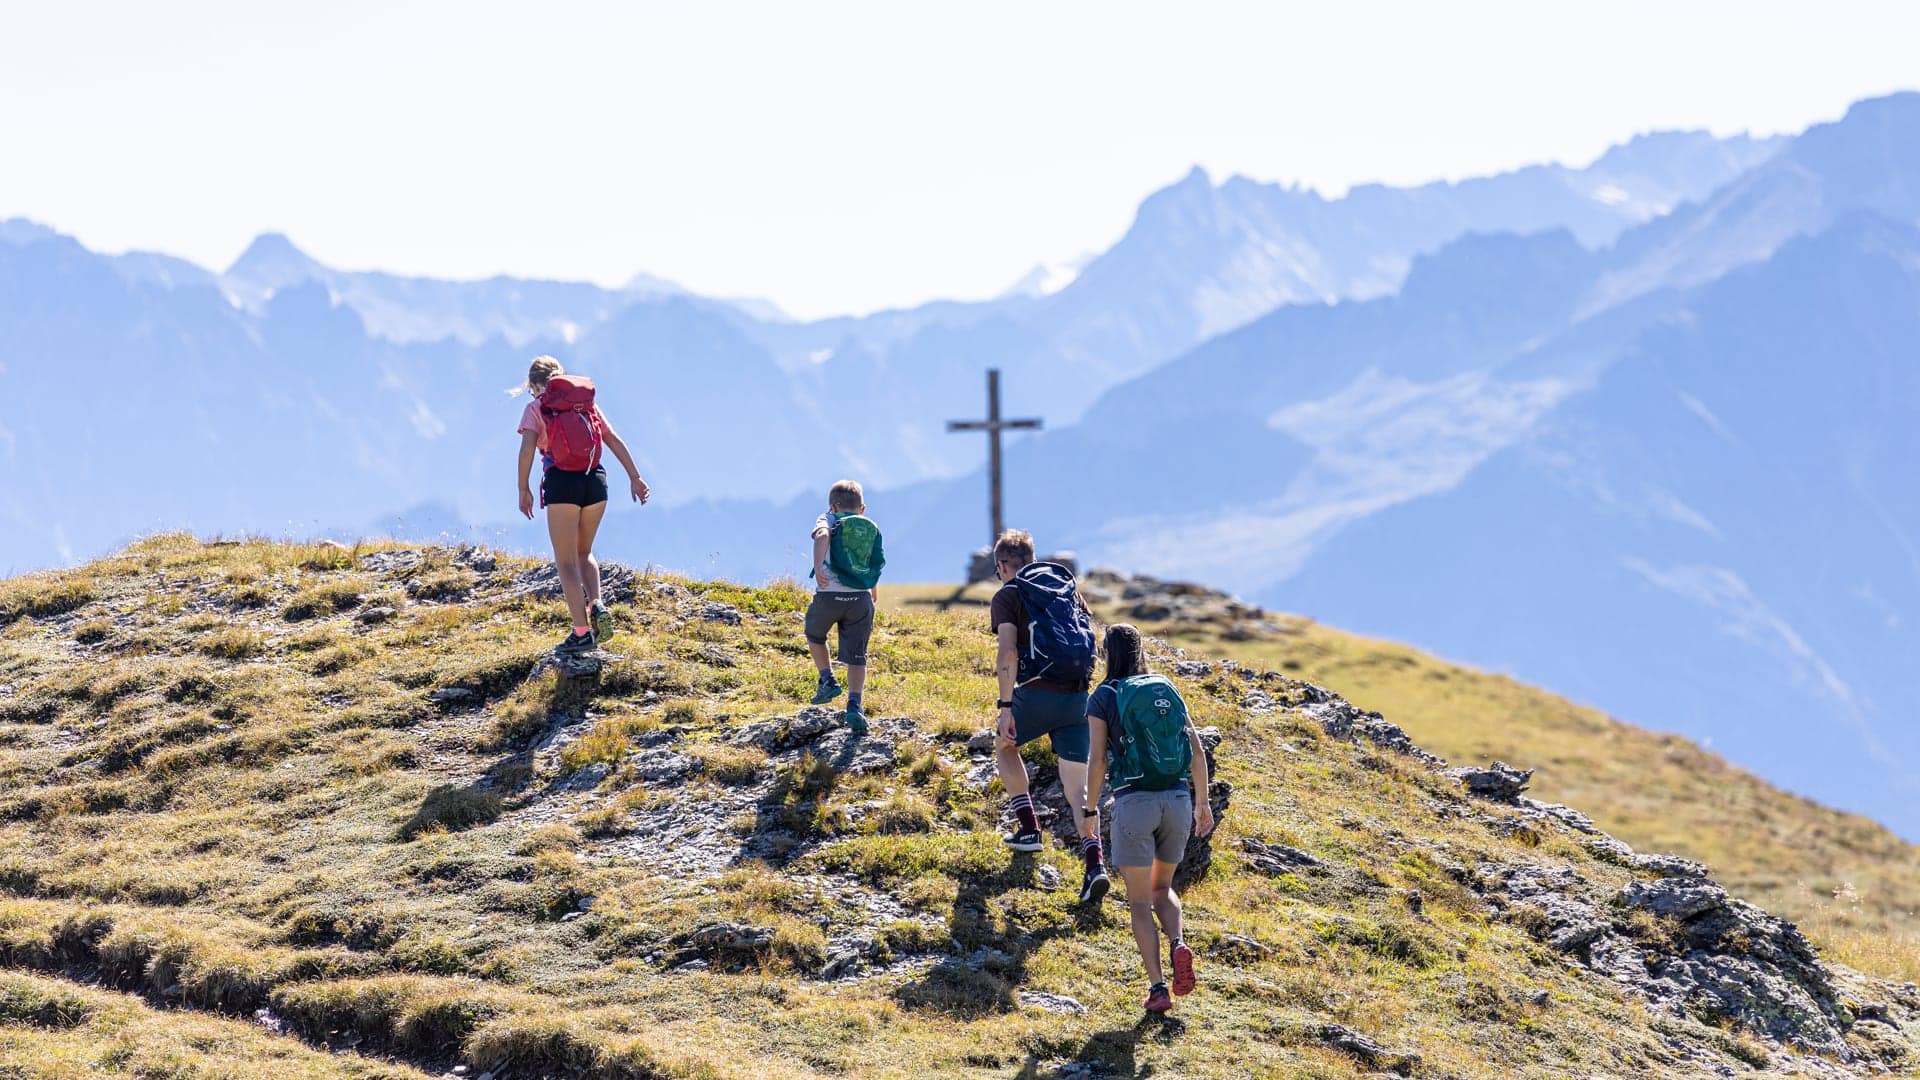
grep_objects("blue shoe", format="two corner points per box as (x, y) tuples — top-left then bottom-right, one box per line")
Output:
(810, 679), (842, 706)
(844, 703), (868, 735)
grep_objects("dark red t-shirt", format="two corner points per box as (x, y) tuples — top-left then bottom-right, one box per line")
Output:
(989, 582), (1092, 694)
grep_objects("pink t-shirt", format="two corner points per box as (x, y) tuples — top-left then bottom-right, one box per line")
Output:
(516, 399), (554, 471)
(517, 399), (548, 450)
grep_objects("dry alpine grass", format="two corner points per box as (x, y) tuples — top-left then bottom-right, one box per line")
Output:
(0, 537), (1912, 1078)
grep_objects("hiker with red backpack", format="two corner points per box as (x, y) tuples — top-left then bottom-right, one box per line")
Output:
(987, 530), (1106, 902)
(1084, 623), (1214, 1014)
(514, 355), (649, 654)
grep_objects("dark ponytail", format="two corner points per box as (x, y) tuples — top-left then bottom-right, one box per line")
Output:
(1103, 623), (1148, 683)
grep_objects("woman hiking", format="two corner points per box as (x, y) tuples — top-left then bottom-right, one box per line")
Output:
(514, 355), (649, 654)
(1083, 623), (1214, 1014)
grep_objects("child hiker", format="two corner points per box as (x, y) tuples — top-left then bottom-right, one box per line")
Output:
(514, 355), (649, 654)
(1084, 623), (1214, 1014)
(807, 480), (884, 734)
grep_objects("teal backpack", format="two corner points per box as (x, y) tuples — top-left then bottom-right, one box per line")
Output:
(1110, 674), (1193, 792)
(822, 513), (885, 590)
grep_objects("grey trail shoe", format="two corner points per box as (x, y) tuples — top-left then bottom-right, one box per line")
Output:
(810, 678), (843, 706)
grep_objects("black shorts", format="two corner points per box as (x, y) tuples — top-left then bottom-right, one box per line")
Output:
(805, 591), (875, 665)
(541, 465), (609, 508)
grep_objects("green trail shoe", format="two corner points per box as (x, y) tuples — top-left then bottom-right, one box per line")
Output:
(844, 704), (868, 735)
(590, 600), (615, 641)
(810, 678), (842, 706)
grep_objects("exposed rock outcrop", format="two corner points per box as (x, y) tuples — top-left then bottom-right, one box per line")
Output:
(1081, 570), (1284, 635)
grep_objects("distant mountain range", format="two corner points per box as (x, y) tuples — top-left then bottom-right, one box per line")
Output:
(10, 98), (1920, 835)
(1, 121), (1775, 565)
(672, 93), (1918, 836)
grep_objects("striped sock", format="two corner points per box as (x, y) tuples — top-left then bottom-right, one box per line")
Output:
(1008, 793), (1039, 833)
(1080, 835), (1103, 870)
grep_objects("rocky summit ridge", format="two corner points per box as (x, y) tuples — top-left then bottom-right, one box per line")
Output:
(0, 536), (1915, 1078)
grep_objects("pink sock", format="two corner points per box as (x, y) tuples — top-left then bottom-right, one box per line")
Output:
(574, 625), (591, 636)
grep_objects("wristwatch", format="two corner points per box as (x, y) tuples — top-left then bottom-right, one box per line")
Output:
(996, 699), (1014, 709)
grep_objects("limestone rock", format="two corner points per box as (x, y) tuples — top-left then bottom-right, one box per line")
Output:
(695, 601), (742, 625)
(454, 546), (497, 573)
(733, 707), (840, 751)
(1450, 761), (1533, 799)
(1631, 852), (1711, 879)
(1211, 933), (1272, 963)
(1079, 569), (1279, 631)
(359, 549), (426, 576)
(667, 922), (777, 969)
(1017, 990), (1087, 1015)
(629, 749), (695, 785)
(1316, 1023), (1418, 1073)
(1303, 695), (1446, 766)
(1622, 877), (1728, 920)
(562, 763), (609, 791)
(1472, 855), (1859, 1059)
(512, 561), (638, 604)
(1241, 838), (1321, 873)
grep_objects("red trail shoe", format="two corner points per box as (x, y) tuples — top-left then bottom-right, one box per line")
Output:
(1170, 941), (1197, 996)
(1144, 983), (1173, 1013)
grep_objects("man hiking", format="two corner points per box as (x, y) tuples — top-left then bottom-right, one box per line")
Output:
(1084, 623), (1214, 1014)
(987, 529), (1105, 902)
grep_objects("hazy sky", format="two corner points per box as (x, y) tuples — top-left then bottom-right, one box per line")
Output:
(4, 1), (1918, 319)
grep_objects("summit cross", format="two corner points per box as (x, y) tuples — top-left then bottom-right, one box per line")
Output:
(946, 368), (1042, 554)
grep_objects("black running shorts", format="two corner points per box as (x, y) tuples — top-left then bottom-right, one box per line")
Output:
(542, 465), (609, 508)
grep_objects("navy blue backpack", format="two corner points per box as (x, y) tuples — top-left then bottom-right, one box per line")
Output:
(1009, 562), (1097, 684)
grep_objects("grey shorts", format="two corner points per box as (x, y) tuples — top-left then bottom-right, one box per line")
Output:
(805, 591), (874, 665)
(1111, 788), (1193, 868)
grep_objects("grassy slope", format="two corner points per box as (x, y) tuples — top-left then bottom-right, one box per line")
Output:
(0, 539), (1901, 1079)
(885, 584), (1920, 985)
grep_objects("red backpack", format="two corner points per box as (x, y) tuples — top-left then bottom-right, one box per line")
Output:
(538, 375), (605, 472)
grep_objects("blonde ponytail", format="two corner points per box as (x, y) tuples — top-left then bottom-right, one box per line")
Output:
(510, 355), (564, 397)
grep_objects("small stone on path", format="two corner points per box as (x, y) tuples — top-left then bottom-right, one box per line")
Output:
(1017, 990), (1087, 1015)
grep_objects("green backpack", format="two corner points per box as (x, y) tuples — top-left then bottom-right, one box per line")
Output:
(824, 513), (886, 590)
(1110, 674), (1193, 792)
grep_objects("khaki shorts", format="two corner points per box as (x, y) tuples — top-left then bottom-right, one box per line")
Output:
(1111, 788), (1193, 867)
(805, 591), (874, 665)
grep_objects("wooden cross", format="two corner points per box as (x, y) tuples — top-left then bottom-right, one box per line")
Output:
(947, 368), (1042, 554)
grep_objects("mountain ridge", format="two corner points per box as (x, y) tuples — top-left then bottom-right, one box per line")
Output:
(1, 536), (1917, 1077)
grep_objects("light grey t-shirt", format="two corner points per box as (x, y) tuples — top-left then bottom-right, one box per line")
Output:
(812, 513), (847, 591)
